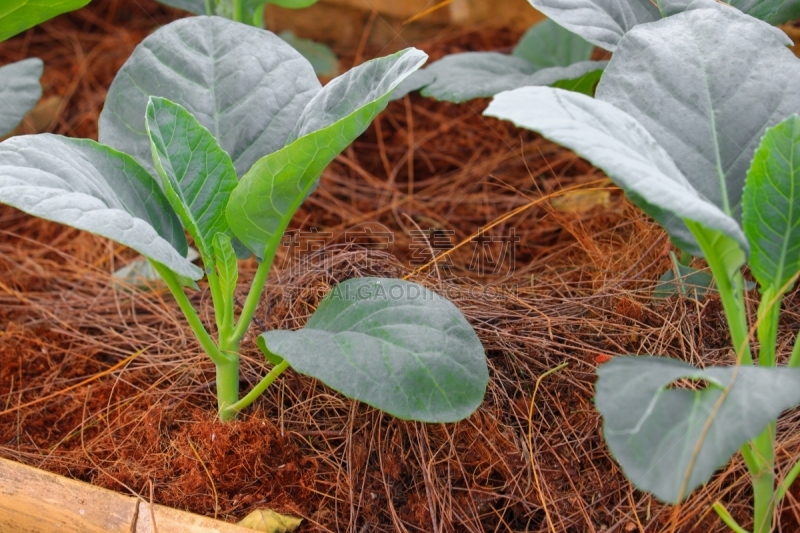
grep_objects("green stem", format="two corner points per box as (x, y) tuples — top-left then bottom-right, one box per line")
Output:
(679, 249), (693, 267)
(750, 423), (776, 533)
(789, 331), (800, 368)
(755, 286), (782, 367)
(689, 224), (752, 365)
(206, 269), (229, 340)
(775, 453), (800, 504)
(233, 0), (243, 22)
(713, 501), (751, 533)
(222, 360), (290, 417)
(231, 239), (280, 343)
(216, 357), (240, 422)
(204, 0), (214, 15)
(252, 4), (265, 27)
(151, 262), (232, 367)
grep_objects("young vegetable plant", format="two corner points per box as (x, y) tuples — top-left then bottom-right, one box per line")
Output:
(156, 0), (338, 76)
(487, 5), (800, 533)
(391, 18), (607, 103)
(0, 0), (91, 136)
(0, 16), (488, 424)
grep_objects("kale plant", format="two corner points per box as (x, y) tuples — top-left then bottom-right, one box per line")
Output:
(0, 16), (488, 423)
(392, 18), (607, 103)
(487, 3), (800, 532)
(0, 0), (91, 136)
(156, 0), (338, 76)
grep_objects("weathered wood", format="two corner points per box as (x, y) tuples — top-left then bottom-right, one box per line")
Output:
(0, 457), (254, 533)
(0, 457), (135, 533)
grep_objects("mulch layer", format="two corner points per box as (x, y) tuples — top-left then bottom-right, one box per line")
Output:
(2, 2), (800, 531)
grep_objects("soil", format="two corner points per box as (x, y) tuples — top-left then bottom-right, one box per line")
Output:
(2, 2), (800, 532)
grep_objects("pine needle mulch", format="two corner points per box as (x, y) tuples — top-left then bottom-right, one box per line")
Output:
(1, 2), (800, 531)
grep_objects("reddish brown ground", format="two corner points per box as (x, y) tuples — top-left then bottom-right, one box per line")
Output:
(2, 2), (800, 532)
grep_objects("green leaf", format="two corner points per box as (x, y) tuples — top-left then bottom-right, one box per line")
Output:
(412, 53), (606, 103)
(99, 17), (321, 177)
(743, 115), (800, 293)
(596, 357), (800, 504)
(484, 86), (746, 257)
(279, 31), (339, 78)
(212, 233), (238, 330)
(550, 65), (604, 97)
(0, 0), (90, 41)
(153, 0), (205, 14)
(0, 134), (200, 279)
(512, 19), (594, 69)
(528, 0), (660, 51)
(653, 263), (715, 302)
(528, 0), (790, 52)
(0, 58), (42, 136)
(145, 97), (238, 263)
(258, 278), (487, 422)
(114, 249), (200, 290)
(227, 48), (426, 259)
(596, 9), (800, 224)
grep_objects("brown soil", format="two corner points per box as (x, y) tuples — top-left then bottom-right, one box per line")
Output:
(2, 2), (800, 532)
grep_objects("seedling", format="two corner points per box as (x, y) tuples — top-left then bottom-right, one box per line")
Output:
(0, 16), (488, 423)
(156, 0), (338, 76)
(487, 4), (800, 532)
(392, 18), (607, 103)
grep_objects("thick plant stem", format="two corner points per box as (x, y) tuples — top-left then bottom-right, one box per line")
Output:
(216, 358), (241, 422)
(222, 360), (290, 418)
(233, 0), (243, 22)
(750, 423), (776, 533)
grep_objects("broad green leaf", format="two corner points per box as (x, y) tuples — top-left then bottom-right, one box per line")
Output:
(212, 233), (238, 329)
(596, 357), (800, 504)
(99, 17), (321, 177)
(390, 52), (606, 103)
(0, 58), (43, 137)
(418, 54), (606, 103)
(0, 0), (90, 41)
(279, 31), (339, 78)
(228, 48), (426, 259)
(153, 0), (205, 14)
(512, 19), (594, 69)
(146, 97), (238, 262)
(596, 9), (800, 224)
(743, 115), (800, 292)
(484, 87), (746, 256)
(527, 0), (789, 52)
(390, 69), (436, 101)
(527, 0), (660, 51)
(258, 278), (487, 422)
(0, 134), (200, 279)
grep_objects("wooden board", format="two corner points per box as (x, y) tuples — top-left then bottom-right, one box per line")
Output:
(0, 457), (253, 533)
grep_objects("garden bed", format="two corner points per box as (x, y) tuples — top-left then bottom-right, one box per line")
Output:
(2, 2), (800, 532)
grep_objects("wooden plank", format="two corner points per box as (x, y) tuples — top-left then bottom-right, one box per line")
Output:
(0, 457), (136, 533)
(0, 457), (255, 533)
(135, 503), (255, 533)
